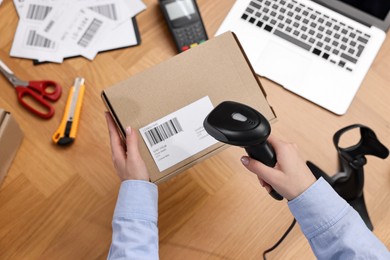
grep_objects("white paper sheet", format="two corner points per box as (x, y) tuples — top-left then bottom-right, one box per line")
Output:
(10, 0), (146, 62)
(10, 0), (63, 63)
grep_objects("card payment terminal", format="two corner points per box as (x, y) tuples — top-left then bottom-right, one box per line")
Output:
(159, 0), (208, 52)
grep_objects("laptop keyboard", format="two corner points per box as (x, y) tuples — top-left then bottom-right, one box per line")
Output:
(241, 0), (372, 72)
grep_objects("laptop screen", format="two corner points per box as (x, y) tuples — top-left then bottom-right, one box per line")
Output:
(313, 0), (390, 31)
(338, 0), (390, 20)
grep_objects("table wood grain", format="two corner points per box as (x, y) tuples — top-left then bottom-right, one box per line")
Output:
(0, 0), (389, 259)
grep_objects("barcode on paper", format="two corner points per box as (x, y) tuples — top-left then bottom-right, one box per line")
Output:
(144, 118), (183, 147)
(26, 30), (56, 49)
(44, 20), (55, 33)
(78, 18), (103, 47)
(26, 4), (52, 20)
(89, 4), (118, 20)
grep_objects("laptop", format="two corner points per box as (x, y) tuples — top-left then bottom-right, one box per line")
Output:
(216, 0), (390, 115)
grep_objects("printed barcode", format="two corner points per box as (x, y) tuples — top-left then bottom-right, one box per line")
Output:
(89, 4), (118, 20)
(78, 18), (103, 47)
(145, 118), (183, 146)
(26, 30), (55, 49)
(26, 4), (52, 20)
(44, 20), (55, 33)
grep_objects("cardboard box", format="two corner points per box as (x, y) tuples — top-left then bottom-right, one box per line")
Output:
(0, 109), (24, 185)
(102, 32), (276, 183)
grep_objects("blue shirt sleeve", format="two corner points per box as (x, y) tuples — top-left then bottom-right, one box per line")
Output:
(107, 180), (159, 260)
(288, 177), (390, 259)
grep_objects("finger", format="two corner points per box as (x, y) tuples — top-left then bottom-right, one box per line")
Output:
(255, 178), (272, 198)
(124, 127), (150, 180)
(259, 178), (265, 187)
(262, 183), (272, 193)
(268, 135), (298, 154)
(241, 156), (280, 186)
(267, 135), (285, 151)
(124, 126), (142, 161)
(105, 112), (126, 161)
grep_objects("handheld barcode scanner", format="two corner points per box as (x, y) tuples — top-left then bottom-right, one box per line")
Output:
(203, 101), (283, 201)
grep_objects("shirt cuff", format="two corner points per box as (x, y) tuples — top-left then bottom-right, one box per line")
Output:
(288, 177), (350, 239)
(113, 180), (158, 223)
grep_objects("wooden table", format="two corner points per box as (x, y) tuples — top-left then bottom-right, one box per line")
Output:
(1, 0), (389, 259)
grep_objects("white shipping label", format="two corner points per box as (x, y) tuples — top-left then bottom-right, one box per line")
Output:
(19, 0), (58, 23)
(38, 3), (115, 60)
(10, 0), (63, 63)
(140, 96), (218, 172)
(12, 0), (25, 16)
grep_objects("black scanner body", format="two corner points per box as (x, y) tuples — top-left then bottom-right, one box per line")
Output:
(204, 101), (282, 200)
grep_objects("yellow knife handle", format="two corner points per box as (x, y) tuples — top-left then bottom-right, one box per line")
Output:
(52, 78), (85, 146)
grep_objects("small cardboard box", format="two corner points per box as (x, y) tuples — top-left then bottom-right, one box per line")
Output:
(102, 32), (276, 183)
(0, 109), (24, 185)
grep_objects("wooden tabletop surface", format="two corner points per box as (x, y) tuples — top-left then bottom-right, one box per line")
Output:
(0, 0), (389, 259)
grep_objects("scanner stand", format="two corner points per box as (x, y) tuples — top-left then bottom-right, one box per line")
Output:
(306, 124), (389, 231)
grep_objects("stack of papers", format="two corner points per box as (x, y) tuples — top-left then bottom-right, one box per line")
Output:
(11, 0), (146, 63)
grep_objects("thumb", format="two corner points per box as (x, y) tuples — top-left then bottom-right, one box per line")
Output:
(241, 156), (280, 187)
(124, 127), (141, 158)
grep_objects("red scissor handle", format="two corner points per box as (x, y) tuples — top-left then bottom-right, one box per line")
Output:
(28, 80), (62, 101)
(15, 86), (55, 119)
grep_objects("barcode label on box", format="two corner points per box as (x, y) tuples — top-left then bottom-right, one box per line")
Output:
(145, 117), (183, 147)
(140, 96), (218, 172)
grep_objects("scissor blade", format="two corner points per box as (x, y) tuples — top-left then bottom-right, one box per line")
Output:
(0, 60), (13, 74)
(0, 59), (26, 87)
(0, 59), (15, 82)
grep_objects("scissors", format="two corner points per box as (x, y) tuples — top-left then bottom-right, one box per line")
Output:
(0, 59), (62, 119)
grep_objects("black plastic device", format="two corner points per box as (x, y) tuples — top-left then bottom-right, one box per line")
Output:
(203, 101), (283, 201)
(307, 124), (389, 230)
(158, 0), (208, 52)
